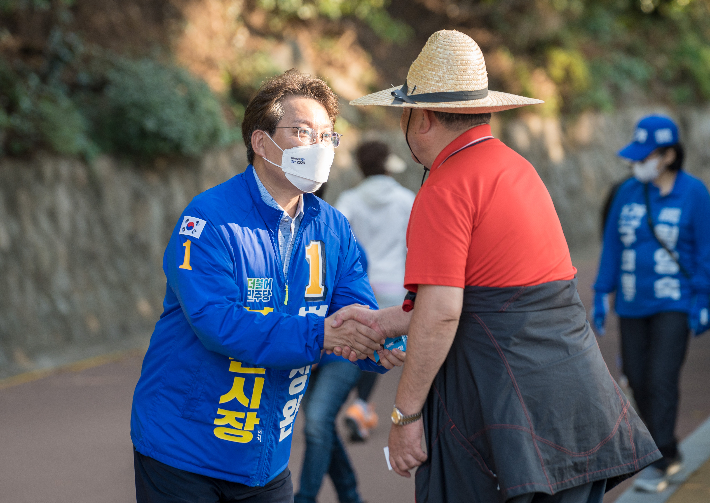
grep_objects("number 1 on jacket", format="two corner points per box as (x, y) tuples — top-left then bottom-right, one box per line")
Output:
(179, 240), (193, 270)
(305, 241), (326, 301)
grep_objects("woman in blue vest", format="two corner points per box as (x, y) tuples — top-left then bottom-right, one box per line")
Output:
(593, 115), (710, 493)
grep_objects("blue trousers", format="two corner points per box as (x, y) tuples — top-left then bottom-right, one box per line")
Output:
(619, 311), (689, 469)
(294, 359), (362, 503)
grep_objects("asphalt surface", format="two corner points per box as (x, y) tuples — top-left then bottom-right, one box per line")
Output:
(1, 258), (710, 502)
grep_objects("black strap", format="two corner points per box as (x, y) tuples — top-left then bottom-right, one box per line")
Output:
(643, 183), (690, 279)
(391, 81), (489, 105)
(420, 167), (430, 186)
(420, 137), (493, 187)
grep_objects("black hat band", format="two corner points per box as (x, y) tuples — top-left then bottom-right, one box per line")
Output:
(391, 81), (489, 105)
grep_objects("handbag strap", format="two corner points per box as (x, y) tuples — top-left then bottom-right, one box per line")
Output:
(643, 183), (691, 279)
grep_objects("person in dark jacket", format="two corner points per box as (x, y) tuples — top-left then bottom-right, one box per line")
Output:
(330, 30), (661, 503)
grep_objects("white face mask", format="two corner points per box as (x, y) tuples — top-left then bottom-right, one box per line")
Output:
(632, 157), (661, 183)
(262, 133), (334, 193)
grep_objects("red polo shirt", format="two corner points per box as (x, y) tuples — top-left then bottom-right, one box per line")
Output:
(404, 124), (576, 291)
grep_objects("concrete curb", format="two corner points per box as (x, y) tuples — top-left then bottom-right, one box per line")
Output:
(615, 414), (710, 503)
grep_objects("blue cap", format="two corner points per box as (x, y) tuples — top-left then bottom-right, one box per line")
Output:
(618, 115), (679, 161)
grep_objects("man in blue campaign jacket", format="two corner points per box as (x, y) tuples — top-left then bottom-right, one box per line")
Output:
(131, 70), (404, 503)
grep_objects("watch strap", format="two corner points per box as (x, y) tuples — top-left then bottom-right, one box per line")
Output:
(392, 406), (422, 425)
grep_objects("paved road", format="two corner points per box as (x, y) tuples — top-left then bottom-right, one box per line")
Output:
(1, 259), (709, 502)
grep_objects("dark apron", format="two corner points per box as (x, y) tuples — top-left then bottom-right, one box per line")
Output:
(415, 279), (661, 502)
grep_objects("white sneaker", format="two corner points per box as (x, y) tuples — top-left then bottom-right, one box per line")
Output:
(666, 456), (683, 477)
(633, 466), (669, 493)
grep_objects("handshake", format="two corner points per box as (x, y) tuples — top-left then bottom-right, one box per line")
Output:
(322, 305), (406, 370)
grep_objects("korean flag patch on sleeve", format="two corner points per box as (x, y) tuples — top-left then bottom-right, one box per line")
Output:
(179, 216), (207, 239)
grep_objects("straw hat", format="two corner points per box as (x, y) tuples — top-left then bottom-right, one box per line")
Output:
(350, 30), (542, 114)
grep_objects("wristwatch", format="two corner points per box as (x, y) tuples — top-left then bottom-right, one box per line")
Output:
(391, 405), (422, 426)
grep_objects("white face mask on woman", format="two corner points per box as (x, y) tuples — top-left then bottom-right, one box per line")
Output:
(632, 157), (662, 183)
(262, 133), (334, 193)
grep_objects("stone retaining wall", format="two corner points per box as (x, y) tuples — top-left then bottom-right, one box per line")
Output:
(0, 146), (247, 376)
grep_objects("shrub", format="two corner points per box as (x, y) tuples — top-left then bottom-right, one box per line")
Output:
(92, 58), (234, 158)
(0, 51), (236, 160)
(0, 61), (97, 158)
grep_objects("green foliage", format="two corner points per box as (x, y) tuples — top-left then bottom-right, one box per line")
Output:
(92, 58), (234, 158)
(0, 32), (235, 160)
(1, 0), (237, 161)
(36, 90), (98, 158)
(461, 0), (710, 114)
(362, 8), (412, 44)
(256, 0), (412, 44)
(0, 0), (75, 15)
(5, 0), (710, 152)
(547, 48), (590, 92)
(0, 61), (97, 158)
(0, 0), (51, 12)
(572, 0), (710, 111)
(228, 50), (283, 105)
(673, 32), (710, 99)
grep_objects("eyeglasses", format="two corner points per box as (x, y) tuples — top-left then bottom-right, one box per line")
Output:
(274, 127), (343, 147)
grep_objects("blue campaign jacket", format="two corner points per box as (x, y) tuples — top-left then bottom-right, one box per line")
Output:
(131, 166), (385, 486)
(594, 171), (710, 317)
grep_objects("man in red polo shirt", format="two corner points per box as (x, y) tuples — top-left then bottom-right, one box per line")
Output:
(333, 30), (660, 503)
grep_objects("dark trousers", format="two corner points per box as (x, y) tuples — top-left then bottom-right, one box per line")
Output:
(134, 448), (293, 503)
(355, 371), (378, 401)
(508, 479), (606, 503)
(619, 312), (689, 468)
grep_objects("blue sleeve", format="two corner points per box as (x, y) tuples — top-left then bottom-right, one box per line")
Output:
(330, 226), (378, 314)
(355, 356), (389, 374)
(166, 210), (323, 370)
(594, 186), (624, 294)
(319, 353), (388, 374)
(356, 241), (369, 273)
(690, 182), (710, 294)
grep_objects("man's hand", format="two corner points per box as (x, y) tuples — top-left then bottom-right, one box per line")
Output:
(329, 304), (413, 358)
(331, 304), (384, 334)
(327, 304), (386, 361)
(388, 420), (427, 478)
(376, 348), (405, 370)
(324, 311), (384, 361)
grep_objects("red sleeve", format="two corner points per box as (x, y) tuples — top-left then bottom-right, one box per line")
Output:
(404, 186), (473, 291)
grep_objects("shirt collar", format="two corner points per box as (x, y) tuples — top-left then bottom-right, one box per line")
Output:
(429, 124), (494, 175)
(253, 169), (304, 220)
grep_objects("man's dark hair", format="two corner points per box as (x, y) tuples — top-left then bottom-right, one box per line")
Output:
(355, 140), (389, 178)
(432, 111), (491, 131)
(658, 144), (684, 172)
(242, 69), (339, 164)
